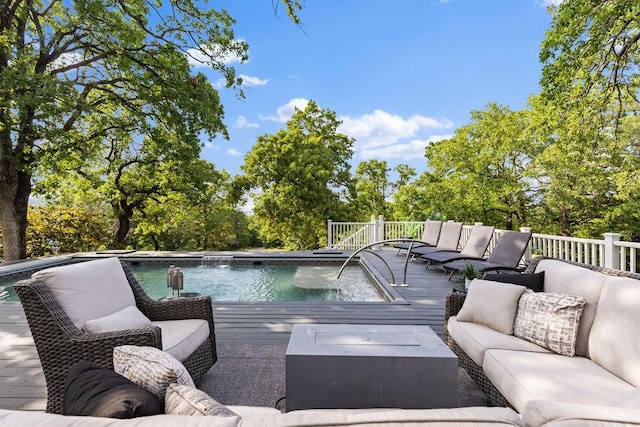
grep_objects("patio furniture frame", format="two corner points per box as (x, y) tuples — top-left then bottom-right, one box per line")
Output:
(14, 261), (217, 414)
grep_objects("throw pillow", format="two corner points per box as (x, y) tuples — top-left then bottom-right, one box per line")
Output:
(113, 345), (195, 402)
(83, 305), (152, 333)
(513, 292), (586, 357)
(455, 279), (528, 335)
(165, 384), (240, 418)
(482, 271), (545, 292)
(63, 360), (162, 418)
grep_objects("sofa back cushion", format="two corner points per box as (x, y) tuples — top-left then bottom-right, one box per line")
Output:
(533, 259), (607, 357)
(589, 277), (640, 387)
(32, 258), (136, 329)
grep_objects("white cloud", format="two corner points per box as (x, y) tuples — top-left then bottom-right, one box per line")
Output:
(234, 115), (259, 128)
(540, 0), (563, 6)
(203, 142), (216, 149)
(260, 98), (309, 123)
(227, 148), (242, 156)
(51, 52), (83, 70)
(359, 134), (453, 160)
(338, 110), (453, 149)
(186, 40), (247, 68)
(239, 74), (268, 87)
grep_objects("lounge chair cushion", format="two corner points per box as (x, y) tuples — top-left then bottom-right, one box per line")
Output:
(483, 349), (635, 413)
(482, 271), (545, 292)
(532, 259), (607, 357)
(165, 384), (239, 418)
(589, 277), (640, 387)
(151, 319), (210, 362)
(63, 360), (162, 418)
(513, 292), (585, 357)
(447, 317), (550, 366)
(83, 306), (152, 333)
(113, 345), (195, 402)
(456, 279), (527, 335)
(31, 258), (137, 329)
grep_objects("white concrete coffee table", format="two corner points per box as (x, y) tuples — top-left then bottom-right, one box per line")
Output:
(285, 324), (458, 411)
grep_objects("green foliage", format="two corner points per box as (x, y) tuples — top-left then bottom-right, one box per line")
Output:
(242, 100), (354, 249)
(459, 263), (482, 280)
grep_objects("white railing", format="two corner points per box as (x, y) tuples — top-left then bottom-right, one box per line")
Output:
(328, 217), (640, 273)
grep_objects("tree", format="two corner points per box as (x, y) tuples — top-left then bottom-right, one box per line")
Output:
(417, 103), (539, 229)
(540, 0), (640, 122)
(0, 0), (303, 261)
(352, 160), (415, 221)
(242, 101), (354, 249)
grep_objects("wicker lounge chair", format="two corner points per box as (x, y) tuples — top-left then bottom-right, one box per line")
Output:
(420, 225), (495, 268)
(14, 258), (217, 414)
(409, 221), (463, 258)
(441, 231), (532, 279)
(394, 220), (443, 255)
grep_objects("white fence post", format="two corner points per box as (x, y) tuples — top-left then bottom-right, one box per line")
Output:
(327, 220), (333, 248)
(378, 215), (385, 241)
(602, 233), (622, 269)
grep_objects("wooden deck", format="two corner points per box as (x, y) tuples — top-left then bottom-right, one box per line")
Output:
(0, 247), (459, 411)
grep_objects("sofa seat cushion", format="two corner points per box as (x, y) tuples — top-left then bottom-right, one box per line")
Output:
(533, 259), (607, 357)
(448, 317), (550, 366)
(253, 407), (523, 427)
(483, 349), (635, 413)
(523, 400), (640, 427)
(151, 319), (209, 362)
(589, 276), (640, 387)
(31, 258), (136, 329)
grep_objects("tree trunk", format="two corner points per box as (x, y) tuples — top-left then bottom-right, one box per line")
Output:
(114, 211), (132, 249)
(0, 159), (31, 261)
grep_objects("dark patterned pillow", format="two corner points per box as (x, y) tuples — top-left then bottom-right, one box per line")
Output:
(513, 292), (585, 356)
(165, 384), (240, 418)
(482, 271), (544, 292)
(63, 360), (162, 418)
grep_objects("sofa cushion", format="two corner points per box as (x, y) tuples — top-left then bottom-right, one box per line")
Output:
(533, 259), (607, 357)
(84, 306), (152, 333)
(483, 349), (635, 413)
(589, 277), (640, 387)
(456, 279), (527, 335)
(483, 271), (545, 292)
(32, 258), (136, 329)
(448, 317), (550, 365)
(513, 292), (585, 357)
(523, 400), (640, 427)
(151, 319), (209, 362)
(608, 387), (640, 409)
(113, 345), (195, 402)
(63, 360), (162, 418)
(165, 384), (239, 418)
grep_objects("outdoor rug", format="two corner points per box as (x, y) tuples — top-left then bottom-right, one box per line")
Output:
(199, 341), (489, 412)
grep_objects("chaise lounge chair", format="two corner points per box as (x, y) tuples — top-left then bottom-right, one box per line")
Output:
(441, 230), (532, 279)
(394, 220), (443, 255)
(419, 225), (495, 268)
(14, 257), (217, 414)
(409, 221), (463, 258)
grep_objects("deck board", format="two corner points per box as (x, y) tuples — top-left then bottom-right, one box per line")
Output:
(0, 247), (458, 411)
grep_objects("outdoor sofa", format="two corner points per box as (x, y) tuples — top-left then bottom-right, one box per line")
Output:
(445, 256), (640, 422)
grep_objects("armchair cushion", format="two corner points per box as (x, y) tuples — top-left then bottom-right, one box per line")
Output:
(63, 360), (162, 418)
(32, 258), (136, 329)
(151, 319), (210, 362)
(113, 345), (195, 402)
(84, 306), (152, 333)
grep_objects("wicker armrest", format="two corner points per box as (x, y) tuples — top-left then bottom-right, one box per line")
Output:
(445, 292), (466, 320)
(137, 295), (214, 323)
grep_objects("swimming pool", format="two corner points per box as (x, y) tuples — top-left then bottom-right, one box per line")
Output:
(0, 259), (388, 303)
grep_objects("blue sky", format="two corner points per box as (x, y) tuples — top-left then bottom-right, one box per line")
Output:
(190, 0), (558, 178)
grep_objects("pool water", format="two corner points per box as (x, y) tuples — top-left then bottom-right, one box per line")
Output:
(0, 263), (385, 302)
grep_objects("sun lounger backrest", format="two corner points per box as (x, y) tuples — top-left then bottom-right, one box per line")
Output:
(436, 222), (463, 251)
(460, 225), (495, 257)
(421, 220), (443, 246)
(486, 231), (532, 267)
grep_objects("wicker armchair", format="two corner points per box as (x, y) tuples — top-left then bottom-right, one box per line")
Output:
(15, 261), (217, 414)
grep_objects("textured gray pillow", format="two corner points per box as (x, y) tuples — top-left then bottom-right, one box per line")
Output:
(165, 384), (240, 419)
(113, 345), (194, 402)
(456, 279), (527, 334)
(513, 292), (585, 356)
